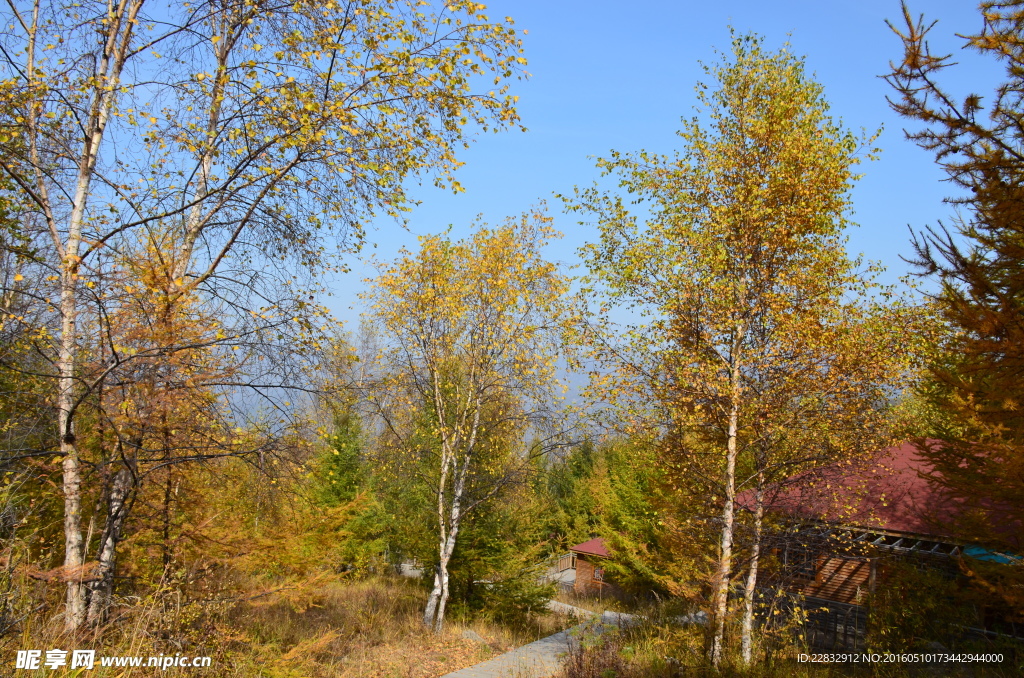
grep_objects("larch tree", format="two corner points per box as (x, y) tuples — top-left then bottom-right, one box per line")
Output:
(566, 34), (916, 667)
(362, 210), (570, 632)
(76, 229), (242, 624)
(0, 0), (525, 631)
(887, 0), (1024, 601)
(888, 0), (1024, 538)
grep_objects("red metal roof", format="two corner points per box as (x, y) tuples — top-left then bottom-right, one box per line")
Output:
(774, 441), (958, 537)
(744, 441), (1020, 549)
(569, 537), (610, 558)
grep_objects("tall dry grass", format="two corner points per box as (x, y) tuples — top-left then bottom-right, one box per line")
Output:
(554, 617), (1021, 678)
(10, 575), (575, 677)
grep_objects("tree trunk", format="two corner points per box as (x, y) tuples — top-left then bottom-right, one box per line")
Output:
(162, 470), (174, 577)
(159, 410), (174, 578)
(59, 266), (85, 631)
(741, 478), (765, 666)
(50, 0), (142, 631)
(86, 467), (132, 626)
(424, 455), (470, 632)
(423, 380), (477, 633)
(423, 565), (442, 628)
(710, 334), (744, 668)
(424, 533), (457, 631)
(425, 445), (452, 630)
(709, 412), (738, 667)
(433, 541), (454, 633)
(431, 432), (475, 633)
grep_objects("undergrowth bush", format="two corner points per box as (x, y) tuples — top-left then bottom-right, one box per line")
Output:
(867, 562), (975, 653)
(556, 616), (1023, 678)
(477, 569), (556, 628)
(560, 629), (647, 678)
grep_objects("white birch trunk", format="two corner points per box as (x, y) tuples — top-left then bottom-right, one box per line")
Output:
(58, 278), (85, 629)
(177, 17), (232, 276)
(423, 566), (442, 628)
(710, 329), (744, 667)
(20, 0), (88, 630)
(741, 477), (765, 666)
(424, 434), (453, 630)
(424, 532), (459, 628)
(424, 466), (468, 632)
(50, 0), (142, 631)
(86, 467), (132, 625)
(436, 561), (451, 632)
(430, 533), (457, 632)
(423, 377), (478, 632)
(709, 405), (739, 667)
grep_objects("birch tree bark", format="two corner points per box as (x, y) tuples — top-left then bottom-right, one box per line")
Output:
(23, 0), (145, 630)
(0, 0), (526, 631)
(85, 467), (133, 625)
(740, 474), (765, 666)
(710, 333), (743, 666)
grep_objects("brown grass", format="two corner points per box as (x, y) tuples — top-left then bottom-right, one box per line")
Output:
(552, 588), (635, 615)
(554, 619), (1022, 678)
(13, 575), (575, 678)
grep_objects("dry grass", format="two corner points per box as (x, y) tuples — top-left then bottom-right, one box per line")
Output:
(223, 576), (555, 678)
(552, 589), (636, 615)
(554, 619), (1023, 678)
(12, 575), (575, 678)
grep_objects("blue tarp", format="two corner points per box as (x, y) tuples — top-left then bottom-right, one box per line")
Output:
(963, 545), (1021, 564)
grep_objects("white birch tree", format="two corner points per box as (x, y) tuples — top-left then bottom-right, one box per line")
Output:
(0, 0), (525, 630)
(566, 34), (914, 667)
(362, 210), (569, 632)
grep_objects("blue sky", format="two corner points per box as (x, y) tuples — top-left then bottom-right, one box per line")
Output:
(328, 1), (992, 325)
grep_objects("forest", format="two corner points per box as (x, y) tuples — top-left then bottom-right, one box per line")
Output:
(0, 0), (1022, 676)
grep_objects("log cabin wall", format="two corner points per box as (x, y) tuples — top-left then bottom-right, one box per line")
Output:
(574, 556), (597, 595)
(765, 525), (972, 650)
(572, 554), (621, 598)
(791, 555), (875, 605)
(776, 529), (963, 608)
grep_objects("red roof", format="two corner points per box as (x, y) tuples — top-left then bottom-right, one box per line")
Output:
(744, 441), (1020, 550)
(742, 442), (956, 539)
(569, 537), (610, 558)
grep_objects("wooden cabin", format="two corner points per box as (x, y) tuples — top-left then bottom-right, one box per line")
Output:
(569, 537), (616, 597)
(748, 441), (1020, 649)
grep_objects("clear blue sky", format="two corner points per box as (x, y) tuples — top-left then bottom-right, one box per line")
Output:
(327, 1), (992, 324)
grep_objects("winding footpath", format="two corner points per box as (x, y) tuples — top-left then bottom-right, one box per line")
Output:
(440, 602), (618, 678)
(439, 601), (708, 678)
